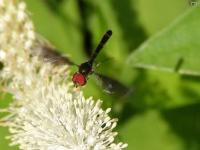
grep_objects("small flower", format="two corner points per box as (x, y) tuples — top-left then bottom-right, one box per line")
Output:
(0, 50), (6, 60)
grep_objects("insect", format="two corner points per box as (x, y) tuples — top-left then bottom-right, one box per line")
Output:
(32, 30), (128, 95)
(72, 30), (112, 87)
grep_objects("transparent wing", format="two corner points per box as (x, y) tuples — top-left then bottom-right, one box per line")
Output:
(32, 34), (76, 66)
(94, 72), (129, 96)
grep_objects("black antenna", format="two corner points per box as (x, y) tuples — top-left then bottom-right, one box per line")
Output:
(89, 30), (112, 64)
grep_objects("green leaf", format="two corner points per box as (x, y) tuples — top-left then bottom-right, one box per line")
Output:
(136, 0), (188, 35)
(128, 7), (200, 76)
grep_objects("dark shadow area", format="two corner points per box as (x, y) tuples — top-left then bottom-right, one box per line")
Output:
(129, 70), (170, 108)
(77, 0), (93, 57)
(180, 75), (200, 103)
(43, 0), (65, 13)
(0, 62), (4, 70)
(181, 86), (200, 102)
(118, 103), (143, 124)
(162, 103), (200, 150)
(111, 0), (147, 51)
(118, 69), (171, 124)
(181, 74), (200, 82)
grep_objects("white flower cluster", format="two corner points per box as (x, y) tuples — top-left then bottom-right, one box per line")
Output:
(0, 0), (35, 89)
(9, 82), (127, 150)
(0, 0), (127, 150)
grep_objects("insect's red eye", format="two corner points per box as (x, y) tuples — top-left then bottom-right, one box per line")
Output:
(72, 72), (87, 86)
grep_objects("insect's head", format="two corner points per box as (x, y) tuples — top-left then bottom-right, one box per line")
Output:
(72, 72), (87, 87)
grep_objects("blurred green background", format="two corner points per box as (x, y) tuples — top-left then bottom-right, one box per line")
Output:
(1, 0), (200, 149)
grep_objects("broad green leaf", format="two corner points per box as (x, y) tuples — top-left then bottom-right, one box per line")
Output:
(128, 7), (200, 76)
(136, 0), (188, 35)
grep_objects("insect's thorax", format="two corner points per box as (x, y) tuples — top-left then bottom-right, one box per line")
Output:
(79, 61), (93, 76)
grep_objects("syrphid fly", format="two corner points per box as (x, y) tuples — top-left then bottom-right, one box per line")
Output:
(32, 30), (128, 95)
(72, 30), (112, 87)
